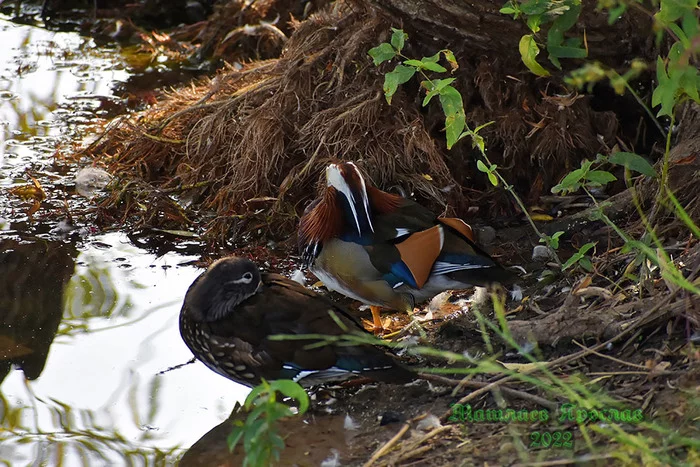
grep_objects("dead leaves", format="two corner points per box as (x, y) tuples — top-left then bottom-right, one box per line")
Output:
(7, 172), (46, 220)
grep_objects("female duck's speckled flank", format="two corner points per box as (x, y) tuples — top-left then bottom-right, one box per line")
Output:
(179, 256), (414, 388)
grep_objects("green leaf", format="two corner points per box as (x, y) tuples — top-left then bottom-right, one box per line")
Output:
(585, 170), (617, 185)
(270, 380), (310, 415)
(548, 45), (588, 59)
(244, 381), (269, 409)
(438, 86), (466, 149)
(668, 23), (689, 48)
(441, 50), (459, 72)
(422, 52), (440, 63)
(390, 28), (407, 52)
(526, 15), (542, 33)
(652, 56), (675, 117)
(548, 231), (565, 249)
(578, 242), (596, 255)
(681, 10), (699, 39)
(404, 57), (447, 73)
(383, 64), (416, 104)
(415, 53), (448, 73)
(422, 78), (456, 106)
(579, 256), (593, 271)
(227, 426), (245, 452)
(473, 134), (486, 153)
(608, 152), (657, 177)
(519, 35), (550, 77)
(474, 121), (495, 133)
(368, 43), (396, 66)
(607, 4), (627, 24)
(655, 0), (697, 26)
(422, 61), (448, 73)
(246, 404), (270, 425)
(547, 2), (583, 69)
(243, 418), (266, 452)
(520, 0), (549, 16)
(477, 160), (489, 173)
(488, 172), (498, 186)
(552, 167), (585, 194)
(404, 59), (426, 68)
(562, 242), (596, 270)
(499, 0), (521, 17)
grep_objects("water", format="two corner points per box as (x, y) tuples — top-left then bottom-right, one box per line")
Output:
(0, 17), (249, 465)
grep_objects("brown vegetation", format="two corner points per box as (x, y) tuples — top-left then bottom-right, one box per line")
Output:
(83, 0), (670, 243)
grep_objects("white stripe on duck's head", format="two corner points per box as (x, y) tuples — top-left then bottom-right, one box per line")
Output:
(325, 161), (374, 236)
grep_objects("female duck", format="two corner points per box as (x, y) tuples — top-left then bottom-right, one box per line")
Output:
(179, 256), (414, 387)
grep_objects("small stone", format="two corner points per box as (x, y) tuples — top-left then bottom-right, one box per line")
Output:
(476, 226), (496, 245)
(532, 245), (554, 262)
(416, 414), (442, 432)
(75, 167), (112, 197)
(378, 411), (404, 426)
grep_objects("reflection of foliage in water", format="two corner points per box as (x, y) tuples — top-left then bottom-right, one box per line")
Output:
(60, 248), (147, 337)
(63, 261), (131, 319)
(0, 374), (182, 464)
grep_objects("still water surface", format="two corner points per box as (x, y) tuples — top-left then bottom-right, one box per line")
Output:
(0, 17), (249, 465)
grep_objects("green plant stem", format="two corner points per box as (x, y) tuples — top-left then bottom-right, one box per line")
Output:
(622, 79), (666, 138)
(659, 113), (675, 208)
(582, 186), (700, 295)
(405, 56), (562, 264)
(480, 150), (563, 266)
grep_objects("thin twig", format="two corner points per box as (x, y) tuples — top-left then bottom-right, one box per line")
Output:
(157, 358), (196, 375)
(572, 340), (648, 370)
(362, 422), (410, 467)
(420, 374), (558, 412)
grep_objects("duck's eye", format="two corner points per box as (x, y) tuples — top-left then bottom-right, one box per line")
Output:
(231, 271), (254, 284)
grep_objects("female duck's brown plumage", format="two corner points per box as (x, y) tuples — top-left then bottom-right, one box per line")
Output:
(298, 161), (515, 331)
(179, 256), (414, 387)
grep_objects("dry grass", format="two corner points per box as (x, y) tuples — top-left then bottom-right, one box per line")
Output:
(83, 0), (632, 242)
(86, 1), (456, 240)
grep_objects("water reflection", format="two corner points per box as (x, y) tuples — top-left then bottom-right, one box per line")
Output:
(0, 16), (130, 231)
(1, 233), (251, 465)
(0, 18), (129, 141)
(0, 14), (252, 465)
(0, 238), (77, 383)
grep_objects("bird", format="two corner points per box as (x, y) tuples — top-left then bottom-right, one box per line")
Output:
(179, 256), (415, 388)
(298, 161), (515, 333)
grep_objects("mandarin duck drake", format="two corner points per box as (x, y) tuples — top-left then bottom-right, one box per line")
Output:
(298, 161), (515, 332)
(179, 256), (414, 388)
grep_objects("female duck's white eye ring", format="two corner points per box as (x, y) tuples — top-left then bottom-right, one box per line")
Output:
(233, 272), (254, 284)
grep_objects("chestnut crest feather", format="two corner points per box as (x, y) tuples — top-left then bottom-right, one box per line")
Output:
(299, 162), (403, 247)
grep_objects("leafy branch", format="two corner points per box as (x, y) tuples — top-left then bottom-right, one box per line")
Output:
(369, 29), (563, 262)
(500, 0), (587, 76)
(227, 379), (309, 467)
